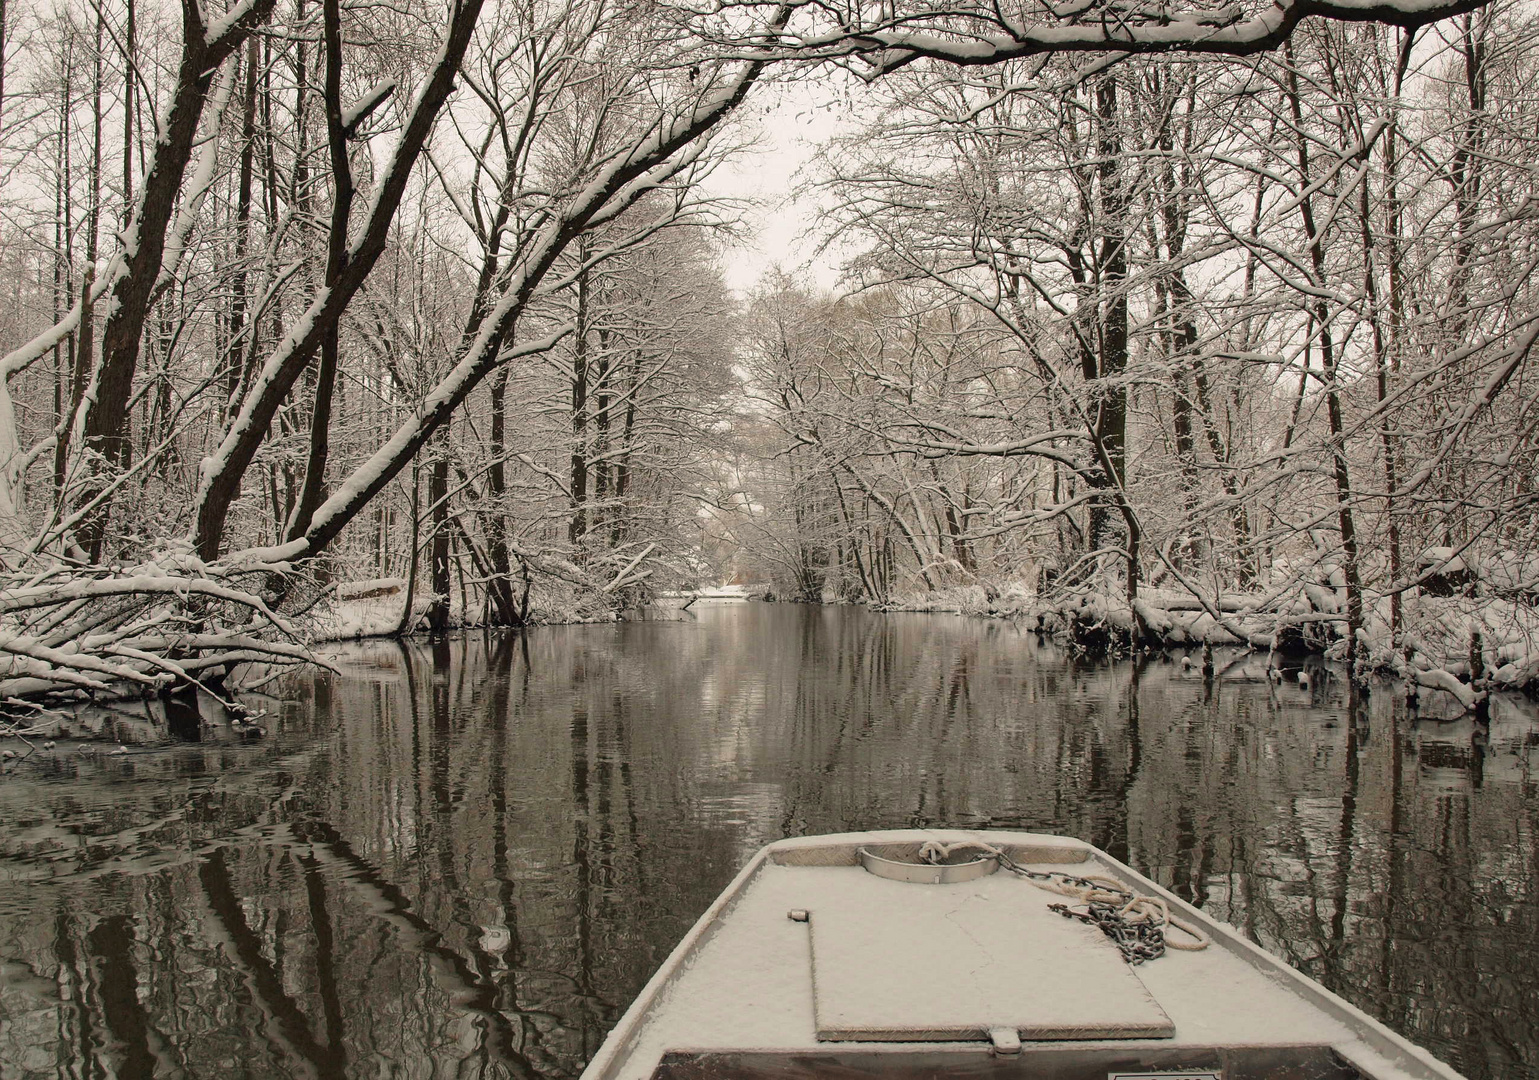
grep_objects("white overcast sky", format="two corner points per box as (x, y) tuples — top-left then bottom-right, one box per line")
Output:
(701, 78), (862, 298)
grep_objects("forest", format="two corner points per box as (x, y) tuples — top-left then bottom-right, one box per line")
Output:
(0, 0), (1533, 713)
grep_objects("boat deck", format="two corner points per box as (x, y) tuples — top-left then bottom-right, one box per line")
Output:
(583, 832), (1463, 1080)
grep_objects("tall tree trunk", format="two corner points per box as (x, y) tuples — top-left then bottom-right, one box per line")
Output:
(122, 0), (135, 215)
(1090, 73), (1140, 610)
(0, 1), (6, 178)
(484, 368), (520, 624)
(224, 37), (258, 418)
(611, 348), (641, 548)
(1360, 27), (1414, 644)
(1190, 353), (1255, 585)
(53, 45), (76, 494)
(51, 105), (68, 495)
(287, 0), (356, 542)
(397, 459), (422, 634)
(593, 327), (612, 542)
(1286, 41), (1365, 677)
(427, 434), (450, 632)
(1378, 28), (1414, 642)
(1445, 11), (1487, 343)
(79, 0), (276, 556)
(931, 463), (972, 573)
(74, 13), (106, 555)
(569, 264), (590, 547)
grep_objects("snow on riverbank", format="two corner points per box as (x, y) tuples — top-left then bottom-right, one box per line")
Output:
(872, 579), (1539, 708)
(312, 579), (415, 640)
(311, 578), (699, 641)
(285, 569), (1539, 718)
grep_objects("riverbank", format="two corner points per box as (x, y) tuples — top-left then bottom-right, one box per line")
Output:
(873, 581), (1539, 710)
(291, 575), (1539, 717)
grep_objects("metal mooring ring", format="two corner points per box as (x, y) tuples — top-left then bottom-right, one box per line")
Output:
(857, 846), (1000, 884)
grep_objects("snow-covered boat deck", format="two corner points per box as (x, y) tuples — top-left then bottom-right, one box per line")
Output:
(583, 831), (1464, 1080)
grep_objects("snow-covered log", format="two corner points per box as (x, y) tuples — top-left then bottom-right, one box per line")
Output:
(1414, 668), (1481, 711)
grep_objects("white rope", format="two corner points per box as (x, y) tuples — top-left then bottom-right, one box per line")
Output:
(917, 838), (1210, 953)
(917, 838), (1004, 863)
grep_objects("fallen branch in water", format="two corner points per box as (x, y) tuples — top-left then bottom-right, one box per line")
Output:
(0, 549), (321, 710)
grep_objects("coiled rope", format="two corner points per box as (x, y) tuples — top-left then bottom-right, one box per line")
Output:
(916, 838), (1209, 966)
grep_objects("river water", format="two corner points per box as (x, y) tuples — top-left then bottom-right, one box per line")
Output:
(0, 602), (1534, 1080)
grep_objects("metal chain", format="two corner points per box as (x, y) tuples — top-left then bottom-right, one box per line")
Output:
(993, 853), (1167, 965)
(1046, 901), (1166, 965)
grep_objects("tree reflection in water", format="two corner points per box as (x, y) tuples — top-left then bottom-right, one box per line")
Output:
(0, 604), (1533, 1079)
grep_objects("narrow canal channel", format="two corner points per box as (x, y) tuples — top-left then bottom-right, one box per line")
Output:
(0, 602), (1534, 1079)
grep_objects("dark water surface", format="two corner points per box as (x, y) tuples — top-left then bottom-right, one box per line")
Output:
(1, 603), (1535, 1080)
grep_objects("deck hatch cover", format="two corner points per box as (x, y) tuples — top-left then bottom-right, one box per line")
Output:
(805, 868), (1173, 1042)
